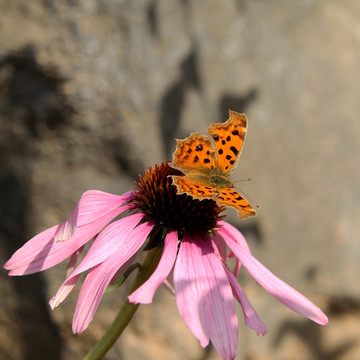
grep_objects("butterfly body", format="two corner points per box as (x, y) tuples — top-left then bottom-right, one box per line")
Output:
(210, 175), (233, 188)
(170, 110), (256, 219)
(180, 173), (233, 188)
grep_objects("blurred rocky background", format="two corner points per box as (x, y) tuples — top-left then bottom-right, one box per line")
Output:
(1, 0), (359, 359)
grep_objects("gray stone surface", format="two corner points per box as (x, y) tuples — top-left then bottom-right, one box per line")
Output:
(1, 0), (360, 359)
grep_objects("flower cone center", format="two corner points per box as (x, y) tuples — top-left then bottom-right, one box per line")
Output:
(133, 162), (225, 246)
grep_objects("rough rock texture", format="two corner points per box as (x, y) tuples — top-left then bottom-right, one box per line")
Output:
(1, 0), (359, 359)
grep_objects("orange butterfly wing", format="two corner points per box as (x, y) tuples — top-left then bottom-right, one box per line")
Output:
(170, 110), (256, 219)
(217, 188), (256, 219)
(171, 133), (216, 174)
(208, 111), (247, 175)
(171, 175), (218, 199)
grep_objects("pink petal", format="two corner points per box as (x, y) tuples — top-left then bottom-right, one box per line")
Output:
(175, 233), (238, 360)
(50, 213), (143, 308)
(72, 220), (153, 333)
(218, 221), (251, 253)
(164, 267), (175, 293)
(50, 274), (80, 309)
(174, 234), (209, 348)
(212, 232), (227, 261)
(224, 266), (267, 336)
(214, 225), (243, 277)
(128, 230), (178, 304)
(5, 206), (125, 275)
(77, 190), (135, 227)
(4, 224), (57, 273)
(66, 213), (143, 282)
(66, 246), (85, 277)
(54, 201), (79, 242)
(110, 253), (138, 286)
(219, 222), (251, 276)
(232, 258), (241, 278)
(52, 190), (135, 243)
(222, 231), (329, 326)
(209, 233), (267, 336)
(199, 236), (238, 360)
(228, 251), (235, 258)
(162, 279), (175, 296)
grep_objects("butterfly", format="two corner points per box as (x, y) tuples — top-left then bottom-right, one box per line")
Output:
(170, 110), (256, 219)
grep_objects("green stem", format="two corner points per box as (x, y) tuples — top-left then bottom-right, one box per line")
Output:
(83, 247), (163, 360)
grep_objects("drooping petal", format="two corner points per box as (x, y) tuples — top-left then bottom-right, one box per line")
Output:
(50, 213), (143, 309)
(64, 213), (144, 282)
(109, 253), (138, 286)
(162, 278), (175, 296)
(199, 236), (238, 360)
(76, 190), (135, 227)
(72, 220), (153, 333)
(54, 201), (79, 242)
(209, 233), (267, 336)
(222, 231), (329, 326)
(5, 206), (125, 275)
(213, 230), (242, 277)
(224, 265), (267, 336)
(163, 266), (175, 295)
(4, 224), (57, 273)
(219, 221), (251, 276)
(50, 274), (81, 309)
(232, 258), (241, 278)
(66, 246), (85, 278)
(128, 230), (178, 304)
(52, 190), (135, 243)
(174, 234), (209, 348)
(52, 256), (139, 312)
(174, 233), (238, 360)
(212, 232), (227, 261)
(218, 221), (251, 253)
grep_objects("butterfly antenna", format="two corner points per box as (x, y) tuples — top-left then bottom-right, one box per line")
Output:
(233, 178), (253, 183)
(233, 179), (260, 209)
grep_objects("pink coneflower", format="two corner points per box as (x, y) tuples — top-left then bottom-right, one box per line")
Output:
(4, 162), (328, 360)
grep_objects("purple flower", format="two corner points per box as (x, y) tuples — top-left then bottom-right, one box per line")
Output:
(4, 163), (327, 360)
